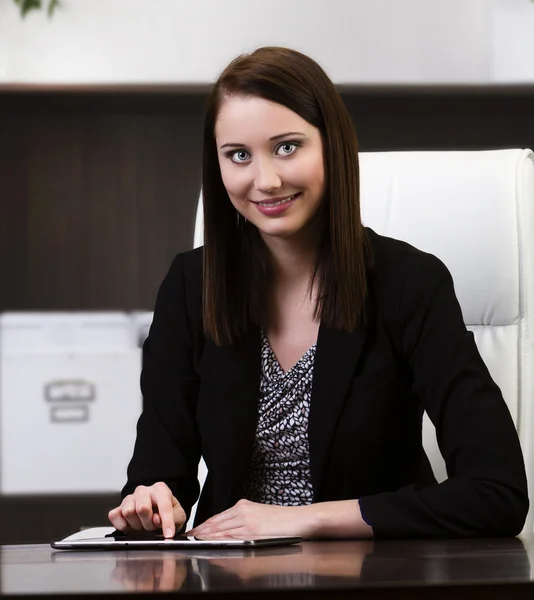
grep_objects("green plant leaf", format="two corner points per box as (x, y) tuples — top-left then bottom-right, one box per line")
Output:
(13, 0), (60, 18)
(47, 0), (60, 17)
(18, 0), (42, 18)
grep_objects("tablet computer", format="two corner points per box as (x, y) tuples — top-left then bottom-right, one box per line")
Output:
(51, 530), (302, 551)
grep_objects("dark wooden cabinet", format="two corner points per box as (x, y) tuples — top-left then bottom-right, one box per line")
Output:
(2, 84), (534, 312)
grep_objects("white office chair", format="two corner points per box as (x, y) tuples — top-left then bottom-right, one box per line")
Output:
(193, 149), (534, 535)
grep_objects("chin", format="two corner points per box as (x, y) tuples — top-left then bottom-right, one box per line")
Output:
(257, 224), (302, 240)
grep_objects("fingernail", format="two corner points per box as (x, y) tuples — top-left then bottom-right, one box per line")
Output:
(164, 528), (173, 538)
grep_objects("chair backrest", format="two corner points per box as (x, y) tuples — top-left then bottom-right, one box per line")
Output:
(193, 149), (534, 534)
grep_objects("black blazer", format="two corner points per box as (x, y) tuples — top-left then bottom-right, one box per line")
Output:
(123, 228), (529, 538)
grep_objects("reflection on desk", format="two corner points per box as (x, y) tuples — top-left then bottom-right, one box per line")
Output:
(1, 536), (533, 598)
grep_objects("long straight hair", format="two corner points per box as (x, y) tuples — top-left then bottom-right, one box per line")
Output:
(202, 47), (372, 345)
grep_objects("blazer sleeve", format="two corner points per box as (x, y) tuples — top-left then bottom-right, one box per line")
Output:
(121, 253), (201, 519)
(359, 254), (529, 538)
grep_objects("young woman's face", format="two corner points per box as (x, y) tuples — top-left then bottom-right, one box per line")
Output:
(215, 95), (326, 242)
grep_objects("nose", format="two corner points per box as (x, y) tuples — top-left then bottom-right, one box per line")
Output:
(254, 158), (282, 194)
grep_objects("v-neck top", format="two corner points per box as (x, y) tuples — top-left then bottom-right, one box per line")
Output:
(241, 331), (316, 505)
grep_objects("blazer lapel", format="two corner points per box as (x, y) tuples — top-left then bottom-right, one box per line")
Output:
(308, 322), (369, 499)
(201, 325), (261, 508)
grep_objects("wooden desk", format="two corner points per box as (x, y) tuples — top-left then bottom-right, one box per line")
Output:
(1, 536), (533, 599)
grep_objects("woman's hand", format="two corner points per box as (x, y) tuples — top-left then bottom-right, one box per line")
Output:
(108, 482), (186, 538)
(187, 499), (373, 540)
(187, 499), (315, 538)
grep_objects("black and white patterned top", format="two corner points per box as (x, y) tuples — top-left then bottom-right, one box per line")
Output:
(242, 330), (316, 505)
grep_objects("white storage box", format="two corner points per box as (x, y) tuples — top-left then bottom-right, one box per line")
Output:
(130, 311), (154, 348)
(0, 312), (142, 494)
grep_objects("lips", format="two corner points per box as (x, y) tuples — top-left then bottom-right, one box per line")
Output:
(253, 193), (300, 207)
(251, 193), (301, 216)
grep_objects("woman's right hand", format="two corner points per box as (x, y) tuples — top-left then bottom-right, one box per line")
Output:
(108, 482), (186, 539)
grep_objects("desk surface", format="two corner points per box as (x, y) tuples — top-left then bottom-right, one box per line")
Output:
(2, 536), (533, 599)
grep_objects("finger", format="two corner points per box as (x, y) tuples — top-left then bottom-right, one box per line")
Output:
(189, 505), (242, 536)
(133, 489), (157, 531)
(121, 497), (145, 531)
(149, 485), (176, 538)
(200, 527), (249, 540)
(195, 514), (245, 537)
(153, 513), (161, 528)
(108, 506), (131, 532)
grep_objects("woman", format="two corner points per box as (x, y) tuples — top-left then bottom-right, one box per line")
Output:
(109, 47), (528, 539)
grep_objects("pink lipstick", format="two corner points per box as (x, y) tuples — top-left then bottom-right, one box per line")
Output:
(252, 192), (301, 216)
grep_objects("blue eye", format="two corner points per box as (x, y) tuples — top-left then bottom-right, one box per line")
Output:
(276, 142), (299, 156)
(230, 150), (250, 163)
(226, 141), (300, 164)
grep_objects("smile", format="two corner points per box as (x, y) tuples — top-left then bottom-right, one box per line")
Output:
(256, 194), (299, 207)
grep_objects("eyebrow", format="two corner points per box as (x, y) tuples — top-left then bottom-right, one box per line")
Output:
(220, 131), (306, 150)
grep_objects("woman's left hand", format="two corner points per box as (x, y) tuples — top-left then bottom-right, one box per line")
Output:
(186, 499), (320, 539)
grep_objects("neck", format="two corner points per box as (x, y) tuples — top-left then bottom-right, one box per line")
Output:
(269, 240), (316, 285)
(261, 225), (322, 289)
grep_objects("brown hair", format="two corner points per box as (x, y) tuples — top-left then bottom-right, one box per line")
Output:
(202, 46), (372, 345)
